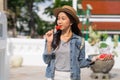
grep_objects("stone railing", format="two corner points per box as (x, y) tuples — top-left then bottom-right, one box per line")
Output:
(7, 38), (120, 69)
(7, 38), (46, 66)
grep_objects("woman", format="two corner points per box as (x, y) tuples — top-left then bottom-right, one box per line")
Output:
(43, 5), (99, 80)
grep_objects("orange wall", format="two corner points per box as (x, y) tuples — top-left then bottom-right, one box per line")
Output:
(82, 0), (120, 15)
(80, 0), (120, 31)
(91, 22), (120, 31)
(78, 22), (120, 31)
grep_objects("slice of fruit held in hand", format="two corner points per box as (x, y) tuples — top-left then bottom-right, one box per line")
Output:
(56, 25), (61, 30)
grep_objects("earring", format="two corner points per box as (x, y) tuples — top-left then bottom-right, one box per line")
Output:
(70, 23), (72, 26)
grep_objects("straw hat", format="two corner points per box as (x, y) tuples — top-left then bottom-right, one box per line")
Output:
(53, 5), (79, 24)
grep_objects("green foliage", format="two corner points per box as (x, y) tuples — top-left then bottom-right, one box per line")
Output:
(113, 34), (119, 48)
(34, 11), (54, 35)
(7, 0), (53, 37)
(101, 33), (108, 41)
(99, 43), (108, 48)
(7, 0), (77, 37)
(44, 0), (72, 17)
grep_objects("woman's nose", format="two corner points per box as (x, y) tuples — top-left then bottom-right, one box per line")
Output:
(58, 20), (62, 25)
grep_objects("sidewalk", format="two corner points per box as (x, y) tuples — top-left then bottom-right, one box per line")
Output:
(10, 66), (120, 80)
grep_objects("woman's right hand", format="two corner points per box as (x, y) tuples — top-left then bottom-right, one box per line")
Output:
(44, 29), (54, 44)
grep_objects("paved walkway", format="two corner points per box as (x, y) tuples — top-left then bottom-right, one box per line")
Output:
(10, 66), (120, 80)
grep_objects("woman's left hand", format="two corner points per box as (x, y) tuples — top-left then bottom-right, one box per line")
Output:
(91, 54), (114, 62)
(91, 55), (99, 62)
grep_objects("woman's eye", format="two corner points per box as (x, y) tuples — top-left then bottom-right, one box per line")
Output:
(62, 17), (65, 20)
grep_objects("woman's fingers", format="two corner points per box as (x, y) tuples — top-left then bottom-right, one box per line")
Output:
(44, 29), (54, 43)
(45, 30), (54, 37)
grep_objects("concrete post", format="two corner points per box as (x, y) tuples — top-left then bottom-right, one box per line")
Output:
(0, 11), (8, 80)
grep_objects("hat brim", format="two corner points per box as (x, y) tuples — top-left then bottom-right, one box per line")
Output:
(53, 8), (79, 24)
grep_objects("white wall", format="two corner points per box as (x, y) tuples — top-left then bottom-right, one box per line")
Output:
(7, 38), (120, 69)
(7, 38), (46, 66)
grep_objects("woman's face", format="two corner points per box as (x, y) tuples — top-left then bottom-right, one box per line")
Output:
(57, 12), (71, 31)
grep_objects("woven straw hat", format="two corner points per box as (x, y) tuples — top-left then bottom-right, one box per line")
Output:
(53, 5), (79, 24)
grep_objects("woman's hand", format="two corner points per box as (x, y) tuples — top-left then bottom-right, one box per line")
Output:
(44, 29), (54, 44)
(91, 54), (114, 62)
(44, 29), (54, 53)
(91, 55), (99, 62)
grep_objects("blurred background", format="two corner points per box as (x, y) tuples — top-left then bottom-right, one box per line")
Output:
(0, 0), (120, 80)
(0, 0), (120, 69)
(1, 0), (74, 38)
(0, 0), (119, 39)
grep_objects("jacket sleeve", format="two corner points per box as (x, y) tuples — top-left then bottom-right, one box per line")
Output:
(78, 38), (94, 68)
(43, 42), (55, 64)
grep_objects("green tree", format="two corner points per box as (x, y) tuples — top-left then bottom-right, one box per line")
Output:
(7, 0), (51, 38)
(44, 0), (72, 18)
(7, 0), (25, 37)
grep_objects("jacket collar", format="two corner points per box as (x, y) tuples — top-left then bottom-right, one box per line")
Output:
(71, 33), (81, 39)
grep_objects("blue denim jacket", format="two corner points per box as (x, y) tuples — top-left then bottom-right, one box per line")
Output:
(43, 34), (92, 80)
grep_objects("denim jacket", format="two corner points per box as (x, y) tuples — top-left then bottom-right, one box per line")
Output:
(43, 34), (92, 80)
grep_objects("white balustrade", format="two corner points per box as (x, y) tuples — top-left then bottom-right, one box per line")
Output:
(7, 38), (46, 66)
(7, 38), (120, 69)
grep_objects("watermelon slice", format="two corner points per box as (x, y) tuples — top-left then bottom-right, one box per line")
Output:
(99, 53), (113, 60)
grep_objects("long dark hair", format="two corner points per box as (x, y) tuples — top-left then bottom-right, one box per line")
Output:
(52, 12), (82, 50)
